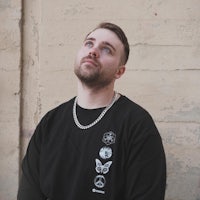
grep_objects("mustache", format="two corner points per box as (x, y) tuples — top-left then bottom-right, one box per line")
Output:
(81, 55), (99, 67)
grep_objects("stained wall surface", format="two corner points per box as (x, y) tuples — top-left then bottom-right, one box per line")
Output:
(0, 0), (21, 199)
(0, 0), (200, 199)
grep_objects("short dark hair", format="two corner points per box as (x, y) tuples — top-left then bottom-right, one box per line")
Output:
(94, 22), (130, 65)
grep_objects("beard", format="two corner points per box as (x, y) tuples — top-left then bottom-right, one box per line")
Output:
(74, 56), (114, 89)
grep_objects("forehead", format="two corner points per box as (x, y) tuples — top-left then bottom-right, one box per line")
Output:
(86, 28), (123, 49)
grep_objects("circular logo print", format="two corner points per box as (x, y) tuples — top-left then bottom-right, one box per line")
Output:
(99, 146), (112, 159)
(94, 175), (106, 188)
(102, 131), (116, 145)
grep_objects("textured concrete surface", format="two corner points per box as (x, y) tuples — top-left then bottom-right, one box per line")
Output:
(0, 0), (21, 199)
(0, 0), (200, 199)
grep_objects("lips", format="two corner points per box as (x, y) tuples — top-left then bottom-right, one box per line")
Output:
(81, 57), (98, 67)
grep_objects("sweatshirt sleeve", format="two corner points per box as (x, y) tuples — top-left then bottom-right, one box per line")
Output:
(124, 113), (166, 200)
(17, 117), (47, 200)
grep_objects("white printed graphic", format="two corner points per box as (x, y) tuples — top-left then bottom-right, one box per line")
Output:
(92, 188), (105, 194)
(94, 175), (106, 188)
(95, 159), (112, 174)
(102, 131), (116, 145)
(99, 146), (112, 159)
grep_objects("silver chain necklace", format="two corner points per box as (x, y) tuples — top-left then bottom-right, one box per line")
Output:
(73, 92), (118, 130)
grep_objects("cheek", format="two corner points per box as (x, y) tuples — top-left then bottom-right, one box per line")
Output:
(75, 49), (85, 64)
(102, 58), (121, 69)
(79, 46), (89, 56)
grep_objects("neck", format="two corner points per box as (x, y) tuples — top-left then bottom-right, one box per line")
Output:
(76, 82), (115, 109)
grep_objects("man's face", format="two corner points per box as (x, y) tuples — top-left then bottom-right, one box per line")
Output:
(74, 28), (125, 88)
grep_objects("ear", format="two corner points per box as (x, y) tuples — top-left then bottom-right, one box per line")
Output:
(115, 65), (126, 79)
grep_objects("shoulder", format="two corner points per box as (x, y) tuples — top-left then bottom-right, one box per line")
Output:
(116, 95), (151, 120)
(31, 97), (75, 141)
(38, 97), (75, 128)
(45, 97), (74, 118)
(115, 95), (158, 135)
(116, 95), (161, 144)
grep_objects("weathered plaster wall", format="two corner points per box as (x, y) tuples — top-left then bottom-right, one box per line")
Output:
(0, 0), (200, 199)
(0, 0), (21, 200)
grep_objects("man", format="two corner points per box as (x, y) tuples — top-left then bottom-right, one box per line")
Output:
(18, 22), (166, 200)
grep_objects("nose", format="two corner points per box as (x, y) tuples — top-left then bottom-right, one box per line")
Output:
(89, 48), (99, 58)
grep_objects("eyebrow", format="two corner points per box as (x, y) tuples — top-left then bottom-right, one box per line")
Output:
(84, 37), (116, 52)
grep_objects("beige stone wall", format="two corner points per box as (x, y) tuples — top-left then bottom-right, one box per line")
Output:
(0, 0), (21, 199)
(0, 0), (200, 199)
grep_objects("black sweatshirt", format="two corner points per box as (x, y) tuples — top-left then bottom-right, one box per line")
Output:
(18, 95), (166, 200)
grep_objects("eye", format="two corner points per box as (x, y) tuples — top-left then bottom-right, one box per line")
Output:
(85, 41), (93, 48)
(102, 46), (112, 54)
